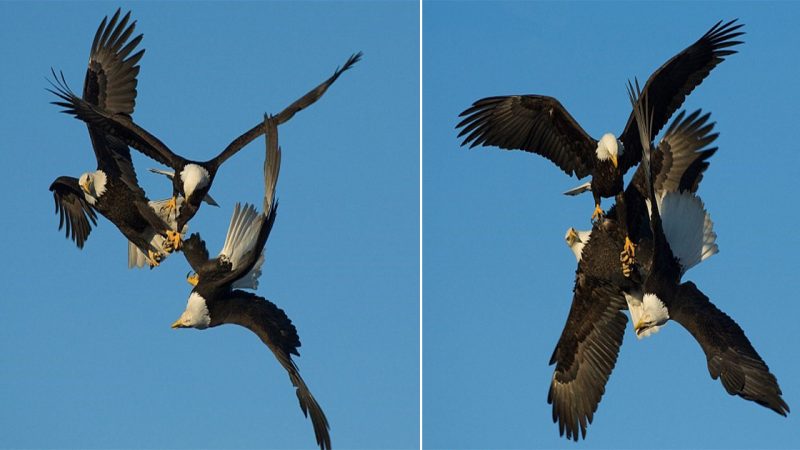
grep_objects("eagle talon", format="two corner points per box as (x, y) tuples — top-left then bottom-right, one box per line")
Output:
(147, 250), (161, 268)
(166, 230), (183, 251)
(161, 196), (177, 214)
(591, 204), (605, 223)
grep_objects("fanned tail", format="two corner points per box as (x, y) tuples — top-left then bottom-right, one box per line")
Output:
(648, 191), (718, 273)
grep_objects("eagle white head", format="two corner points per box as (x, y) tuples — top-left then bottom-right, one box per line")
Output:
(632, 293), (669, 338)
(595, 133), (623, 168)
(180, 164), (211, 198)
(564, 227), (591, 262)
(78, 170), (108, 204)
(171, 292), (211, 329)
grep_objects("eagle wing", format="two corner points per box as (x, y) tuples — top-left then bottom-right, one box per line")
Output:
(671, 282), (790, 416)
(628, 108), (718, 197)
(216, 116), (281, 289)
(219, 291), (330, 450)
(81, 9), (146, 190)
(619, 19), (744, 172)
(83, 9), (143, 117)
(50, 79), (186, 171)
(457, 95), (597, 178)
(49, 176), (98, 249)
(548, 279), (628, 441)
(211, 52), (362, 168)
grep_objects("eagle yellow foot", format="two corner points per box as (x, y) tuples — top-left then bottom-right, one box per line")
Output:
(620, 236), (636, 277)
(591, 204), (605, 222)
(147, 250), (161, 268)
(160, 196), (177, 214)
(165, 230), (183, 251)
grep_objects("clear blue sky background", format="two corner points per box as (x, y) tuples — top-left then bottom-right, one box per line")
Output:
(0, 2), (418, 449)
(425, 2), (799, 449)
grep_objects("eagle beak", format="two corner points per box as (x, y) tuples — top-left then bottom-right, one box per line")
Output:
(171, 319), (184, 329)
(610, 154), (618, 168)
(634, 319), (644, 335)
(186, 272), (200, 286)
(566, 228), (578, 245)
(80, 180), (90, 194)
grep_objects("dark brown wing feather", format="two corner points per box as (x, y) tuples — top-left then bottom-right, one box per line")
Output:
(670, 282), (790, 416)
(548, 280), (627, 441)
(456, 95), (597, 178)
(216, 291), (331, 450)
(628, 108), (718, 196)
(49, 176), (98, 249)
(656, 109), (718, 193)
(49, 10), (146, 183)
(619, 19), (744, 171)
(211, 52), (363, 168)
(83, 8), (144, 116)
(49, 77), (186, 170)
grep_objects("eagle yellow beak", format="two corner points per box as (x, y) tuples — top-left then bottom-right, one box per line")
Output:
(186, 272), (199, 286)
(610, 154), (618, 168)
(171, 319), (184, 329)
(634, 319), (644, 334)
(80, 180), (90, 194)
(566, 228), (578, 244)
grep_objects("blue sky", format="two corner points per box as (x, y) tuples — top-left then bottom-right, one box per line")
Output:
(424, 2), (799, 449)
(0, 2), (418, 449)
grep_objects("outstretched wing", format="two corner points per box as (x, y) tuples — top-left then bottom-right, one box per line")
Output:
(619, 19), (744, 172)
(211, 52), (363, 167)
(548, 278), (628, 441)
(456, 95), (597, 178)
(220, 291), (331, 450)
(83, 8), (144, 116)
(49, 176), (98, 249)
(671, 282), (790, 416)
(81, 8), (146, 188)
(49, 78), (186, 171)
(48, 9), (146, 186)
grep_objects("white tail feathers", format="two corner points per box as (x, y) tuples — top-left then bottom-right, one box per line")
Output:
(647, 191), (718, 274)
(219, 203), (265, 289)
(128, 240), (148, 269)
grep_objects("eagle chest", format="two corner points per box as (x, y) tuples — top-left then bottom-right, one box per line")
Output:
(591, 163), (622, 198)
(96, 183), (150, 233)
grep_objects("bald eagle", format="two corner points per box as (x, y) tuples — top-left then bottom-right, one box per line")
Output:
(456, 19), (743, 269)
(48, 9), (175, 267)
(171, 116), (330, 450)
(628, 82), (788, 416)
